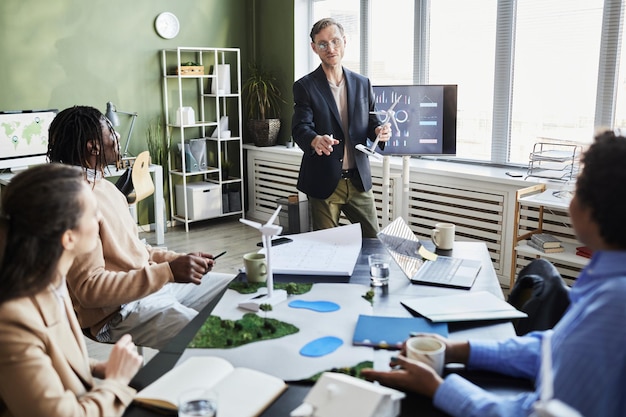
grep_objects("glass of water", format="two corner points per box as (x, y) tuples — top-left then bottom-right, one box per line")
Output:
(368, 253), (391, 286)
(178, 388), (217, 417)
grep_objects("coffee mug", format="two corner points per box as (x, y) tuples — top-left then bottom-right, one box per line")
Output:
(431, 222), (455, 250)
(243, 252), (267, 283)
(406, 336), (446, 376)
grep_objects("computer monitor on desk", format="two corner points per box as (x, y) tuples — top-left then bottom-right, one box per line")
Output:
(0, 109), (57, 173)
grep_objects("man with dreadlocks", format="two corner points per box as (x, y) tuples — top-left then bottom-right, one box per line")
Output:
(47, 105), (234, 350)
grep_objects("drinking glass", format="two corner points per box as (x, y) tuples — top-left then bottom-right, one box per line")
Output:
(178, 388), (217, 417)
(368, 253), (391, 286)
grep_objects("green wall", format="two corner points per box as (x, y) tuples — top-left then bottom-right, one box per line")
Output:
(250, 0), (295, 142)
(0, 0), (295, 222)
(0, 0), (296, 152)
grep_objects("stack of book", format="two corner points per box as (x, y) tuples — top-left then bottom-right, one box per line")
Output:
(576, 246), (593, 258)
(527, 233), (564, 253)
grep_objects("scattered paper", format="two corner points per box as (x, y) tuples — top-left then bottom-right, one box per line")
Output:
(261, 223), (362, 276)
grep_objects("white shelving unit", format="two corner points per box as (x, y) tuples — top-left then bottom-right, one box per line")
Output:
(510, 184), (588, 287)
(161, 47), (244, 231)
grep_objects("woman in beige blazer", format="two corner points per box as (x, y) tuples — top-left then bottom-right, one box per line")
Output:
(0, 164), (143, 417)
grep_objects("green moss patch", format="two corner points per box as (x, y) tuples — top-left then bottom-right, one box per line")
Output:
(188, 313), (299, 349)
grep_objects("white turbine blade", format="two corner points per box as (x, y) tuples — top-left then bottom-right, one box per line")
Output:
(387, 95), (402, 112)
(266, 206), (282, 226)
(239, 218), (262, 229)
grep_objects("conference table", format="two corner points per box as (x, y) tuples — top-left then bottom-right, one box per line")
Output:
(123, 239), (533, 417)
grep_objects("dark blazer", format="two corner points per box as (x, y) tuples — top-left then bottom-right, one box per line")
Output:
(292, 65), (383, 199)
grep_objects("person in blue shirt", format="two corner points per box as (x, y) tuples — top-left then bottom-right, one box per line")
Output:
(362, 129), (626, 416)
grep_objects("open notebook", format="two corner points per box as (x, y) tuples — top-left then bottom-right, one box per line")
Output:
(377, 217), (481, 289)
(134, 356), (286, 417)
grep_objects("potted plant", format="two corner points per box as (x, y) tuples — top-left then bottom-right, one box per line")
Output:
(242, 63), (286, 147)
(146, 117), (165, 166)
(221, 154), (233, 180)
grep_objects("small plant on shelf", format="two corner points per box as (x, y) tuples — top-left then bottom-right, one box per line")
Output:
(146, 117), (165, 166)
(221, 155), (233, 180)
(242, 63), (286, 147)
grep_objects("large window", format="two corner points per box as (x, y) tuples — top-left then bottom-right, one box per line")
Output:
(310, 0), (625, 166)
(509, 0), (603, 164)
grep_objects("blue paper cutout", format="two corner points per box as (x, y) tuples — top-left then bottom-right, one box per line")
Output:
(288, 300), (340, 312)
(300, 336), (343, 357)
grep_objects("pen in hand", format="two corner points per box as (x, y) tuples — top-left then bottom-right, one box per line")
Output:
(213, 251), (227, 260)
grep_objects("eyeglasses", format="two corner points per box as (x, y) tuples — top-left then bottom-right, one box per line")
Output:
(316, 38), (344, 52)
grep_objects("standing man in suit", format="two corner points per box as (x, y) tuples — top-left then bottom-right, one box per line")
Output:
(292, 17), (391, 238)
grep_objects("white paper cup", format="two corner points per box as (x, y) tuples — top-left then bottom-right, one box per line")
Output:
(406, 336), (446, 376)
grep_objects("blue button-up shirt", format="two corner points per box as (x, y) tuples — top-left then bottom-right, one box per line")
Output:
(433, 251), (626, 417)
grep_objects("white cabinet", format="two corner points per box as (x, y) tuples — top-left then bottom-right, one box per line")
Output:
(161, 47), (244, 231)
(510, 184), (588, 288)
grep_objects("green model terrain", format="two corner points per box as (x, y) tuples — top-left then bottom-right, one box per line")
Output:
(188, 312), (299, 348)
(188, 281), (312, 348)
(188, 281), (373, 380)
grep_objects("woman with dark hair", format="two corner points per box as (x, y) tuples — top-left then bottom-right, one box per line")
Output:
(0, 163), (142, 417)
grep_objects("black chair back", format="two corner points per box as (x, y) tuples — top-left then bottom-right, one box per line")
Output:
(508, 258), (571, 335)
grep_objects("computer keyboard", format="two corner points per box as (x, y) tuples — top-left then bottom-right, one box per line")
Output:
(420, 257), (462, 283)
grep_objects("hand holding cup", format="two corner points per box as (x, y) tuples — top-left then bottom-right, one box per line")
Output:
(405, 335), (446, 376)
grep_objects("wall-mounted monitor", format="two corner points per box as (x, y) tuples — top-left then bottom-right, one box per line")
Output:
(0, 109), (57, 172)
(372, 85), (457, 156)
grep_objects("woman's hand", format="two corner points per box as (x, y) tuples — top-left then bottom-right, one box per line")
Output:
(405, 333), (470, 365)
(361, 354), (443, 398)
(103, 334), (143, 385)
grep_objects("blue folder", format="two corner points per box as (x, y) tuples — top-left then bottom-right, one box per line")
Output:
(352, 314), (448, 350)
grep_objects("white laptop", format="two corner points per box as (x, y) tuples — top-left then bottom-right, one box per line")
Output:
(409, 256), (481, 289)
(377, 217), (481, 290)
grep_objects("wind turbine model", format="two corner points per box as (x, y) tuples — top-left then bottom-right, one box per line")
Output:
(238, 206), (288, 311)
(355, 95), (403, 160)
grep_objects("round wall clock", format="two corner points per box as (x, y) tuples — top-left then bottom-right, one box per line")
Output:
(155, 12), (180, 39)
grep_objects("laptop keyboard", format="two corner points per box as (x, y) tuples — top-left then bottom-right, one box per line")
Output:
(420, 257), (462, 283)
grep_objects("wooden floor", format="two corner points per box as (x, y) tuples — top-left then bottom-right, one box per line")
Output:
(85, 216), (258, 363)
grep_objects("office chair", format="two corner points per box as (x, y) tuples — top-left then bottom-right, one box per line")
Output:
(114, 151), (154, 204)
(508, 258), (571, 336)
(128, 151), (155, 204)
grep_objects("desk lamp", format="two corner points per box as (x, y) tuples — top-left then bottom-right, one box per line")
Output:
(238, 206), (287, 311)
(105, 101), (138, 159)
